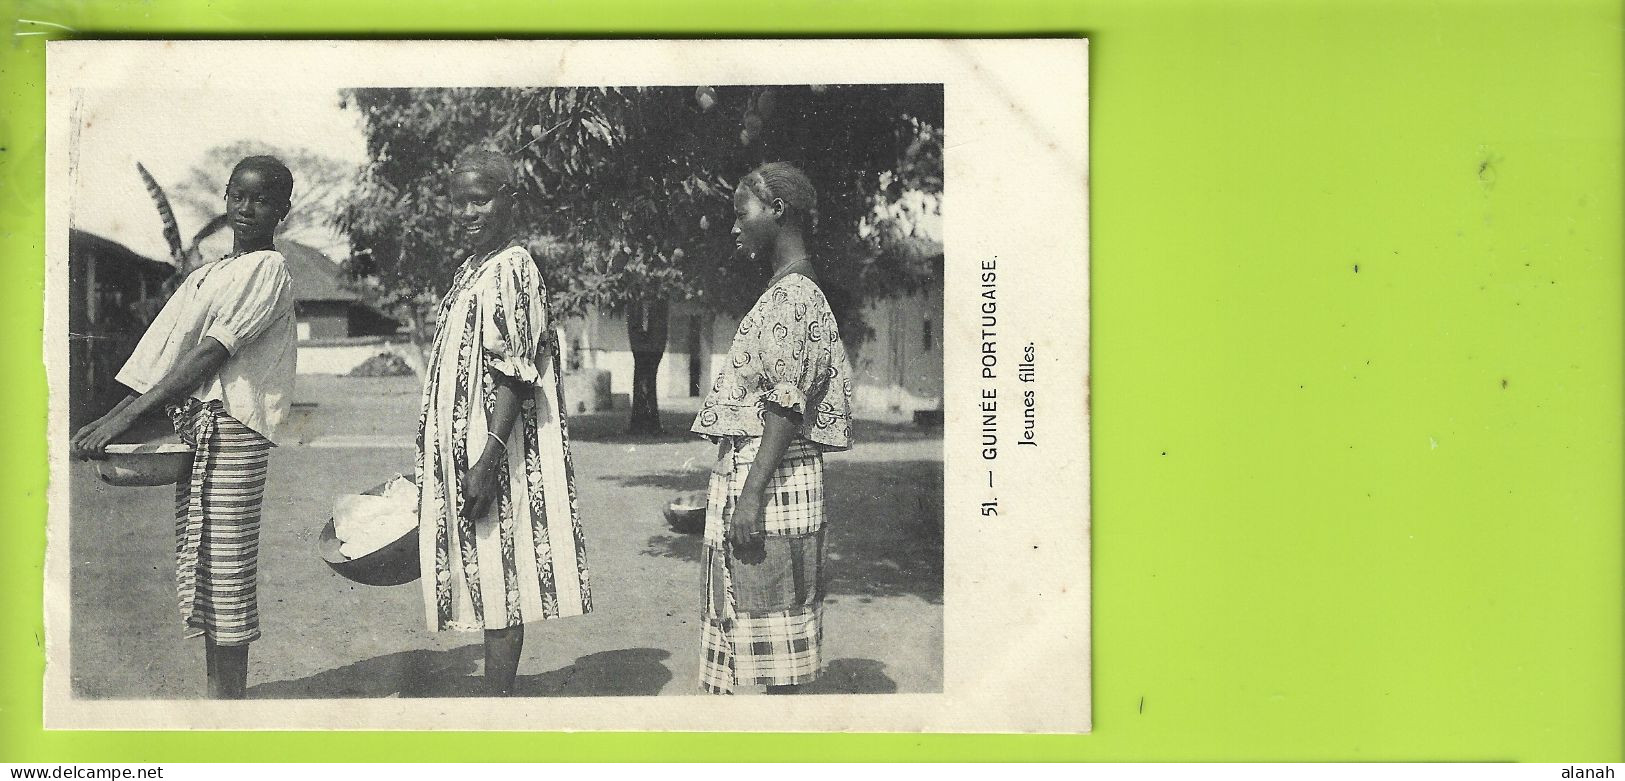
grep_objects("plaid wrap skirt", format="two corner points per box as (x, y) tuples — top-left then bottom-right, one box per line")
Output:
(169, 399), (271, 646)
(699, 436), (828, 694)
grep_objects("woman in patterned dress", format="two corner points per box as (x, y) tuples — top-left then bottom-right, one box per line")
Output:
(692, 162), (855, 694)
(416, 149), (592, 696)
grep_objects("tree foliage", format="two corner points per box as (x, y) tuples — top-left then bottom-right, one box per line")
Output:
(337, 84), (943, 327)
(336, 84), (942, 430)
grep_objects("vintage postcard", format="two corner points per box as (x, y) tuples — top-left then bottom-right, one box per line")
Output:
(43, 38), (1088, 732)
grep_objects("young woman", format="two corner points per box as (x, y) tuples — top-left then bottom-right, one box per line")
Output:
(692, 162), (855, 695)
(71, 155), (299, 700)
(416, 148), (591, 696)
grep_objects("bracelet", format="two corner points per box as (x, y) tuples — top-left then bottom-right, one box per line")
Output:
(486, 430), (507, 452)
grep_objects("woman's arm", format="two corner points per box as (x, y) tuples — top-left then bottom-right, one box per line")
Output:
(462, 250), (556, 520)
(461, 371), (525, 520)
(728, 404), (802, 546)
(71, 338), (229, 459)
(101, 394), (139, 421)
(72, 392), (136, 440)
(70, 394), (138, 457)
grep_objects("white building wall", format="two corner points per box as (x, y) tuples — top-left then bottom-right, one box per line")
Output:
(849, 284), (945, 415)
(565, 280), (943, 417)
(296, 337), (418, 375)
(563, 303), (729, 403)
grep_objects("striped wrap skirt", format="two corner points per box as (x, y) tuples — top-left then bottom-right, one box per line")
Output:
(168, 399), (271, 646)
(699, 436), (828, 694)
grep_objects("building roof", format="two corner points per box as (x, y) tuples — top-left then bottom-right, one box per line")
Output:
(68, 228), (176, 283)
(276, 239), (360, 303)
(274, 239), (403, 334)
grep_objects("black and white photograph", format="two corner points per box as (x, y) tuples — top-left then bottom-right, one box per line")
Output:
(46, 39), (1087, 732)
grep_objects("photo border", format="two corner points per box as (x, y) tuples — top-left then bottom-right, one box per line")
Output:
(39, 38), (1090, 736)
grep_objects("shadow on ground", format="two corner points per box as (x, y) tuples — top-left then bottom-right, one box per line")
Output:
(850, 420), (944, 444)
(565, 410), (702, 445)
(248, 646), (673, 699)
(609, 469), (710, 493)
(566, 408), (942, 446)
(642, 529), (705, 562)
(798, 658), (900, 694)
(636, 459), (943, 605)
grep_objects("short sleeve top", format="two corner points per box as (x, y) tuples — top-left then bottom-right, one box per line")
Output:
(691, 273), (854, 450)
(116, 250), (298, 443)
(471, 246), (551, 385)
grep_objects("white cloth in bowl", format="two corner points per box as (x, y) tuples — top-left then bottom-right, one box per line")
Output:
(334, 476), (417, 559)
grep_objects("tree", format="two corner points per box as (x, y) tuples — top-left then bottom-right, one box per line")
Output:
(337, 85), (942, 433)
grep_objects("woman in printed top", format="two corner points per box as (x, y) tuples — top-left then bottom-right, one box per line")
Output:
(415, 148), (591, 697)
(691, 162), (855, 695)
(70, 156), (299, 700)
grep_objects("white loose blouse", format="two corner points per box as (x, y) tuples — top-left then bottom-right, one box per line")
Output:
(116, 250), (298, 443)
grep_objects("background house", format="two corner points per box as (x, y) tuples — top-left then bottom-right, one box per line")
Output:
(187, 230), (412, 375)
(66, 229), (175, 427)
(562, 270), (944, 419)
(68, 230), (413, 432)
(274, 240), (413, 376)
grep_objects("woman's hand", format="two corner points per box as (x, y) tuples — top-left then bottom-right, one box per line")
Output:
(460, 450), (505, 521)
(729, 404), (798, 549)
(71, 415), (129, 460)
(728, 488), (766, 547)
(464, 374), (522, 522)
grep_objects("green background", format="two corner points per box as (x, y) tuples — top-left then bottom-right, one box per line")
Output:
(2, 0), (1620, 762)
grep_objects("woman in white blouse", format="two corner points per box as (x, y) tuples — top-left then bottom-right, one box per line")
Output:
(71, 156), (298, 700)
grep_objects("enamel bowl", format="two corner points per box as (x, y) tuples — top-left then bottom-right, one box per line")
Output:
(318, 480), (422, 587)
(664, 491), (708, 535)
(97, 442), (192, 487)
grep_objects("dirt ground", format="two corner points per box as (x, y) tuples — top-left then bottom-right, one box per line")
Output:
(67, 375), (943, 699)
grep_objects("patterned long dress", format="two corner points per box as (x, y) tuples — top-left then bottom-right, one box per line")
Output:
(691, 272), (855, 693)
(416, 245), (592, 632)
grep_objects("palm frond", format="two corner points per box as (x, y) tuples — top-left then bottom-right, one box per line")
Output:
(136, 162), (184, 267)
(188, 213), (229, 253)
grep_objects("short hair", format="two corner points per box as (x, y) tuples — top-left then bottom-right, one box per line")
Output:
(229, 155), (294, 204)
(740, 162), (818, 232)
(451, 147), (517, 190)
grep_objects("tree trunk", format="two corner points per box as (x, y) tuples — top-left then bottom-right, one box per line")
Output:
(626, 296), (669, 435)
(402, 302), (433, 377)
